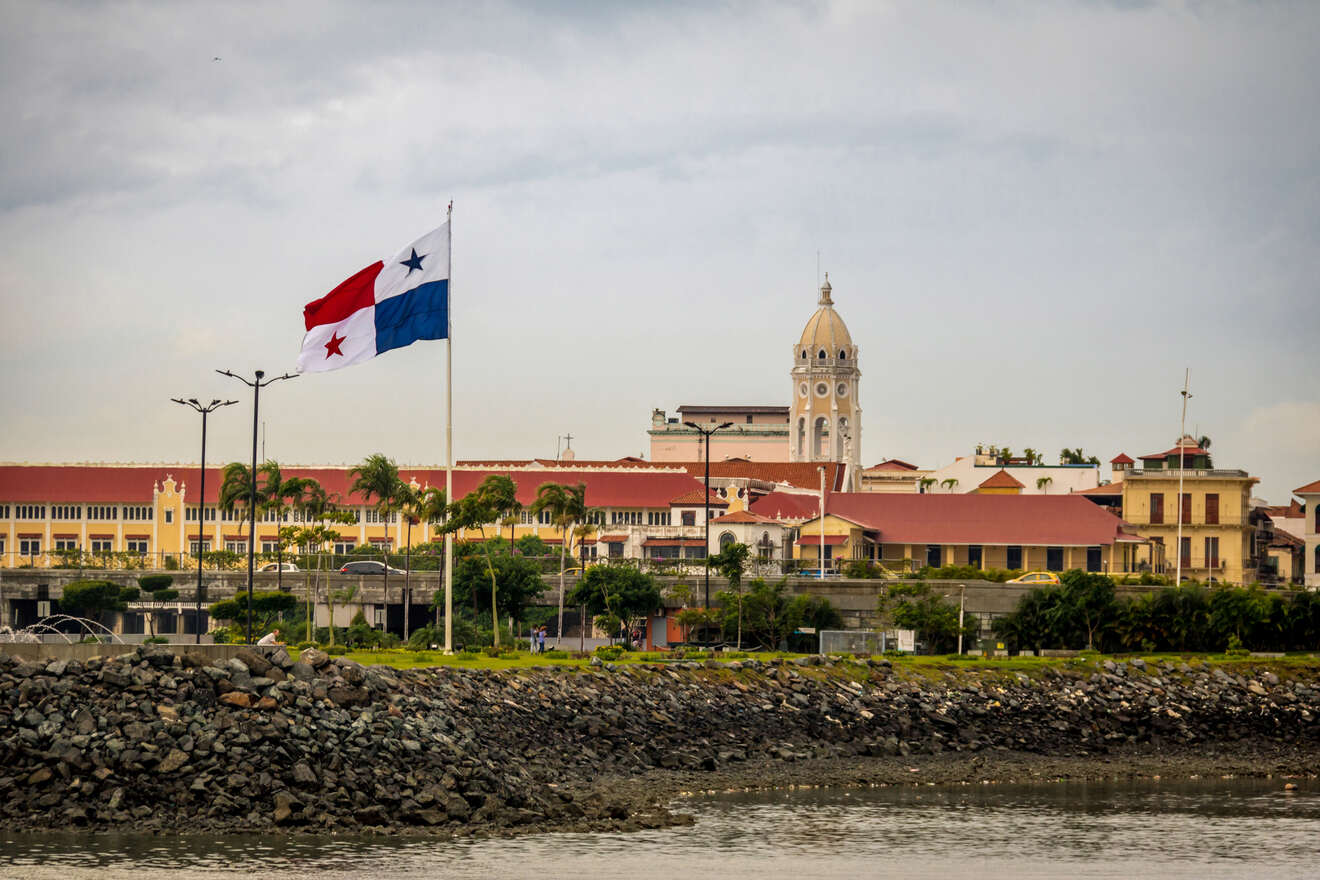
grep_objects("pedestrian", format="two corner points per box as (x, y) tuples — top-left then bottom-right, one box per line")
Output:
(538, 626), (547, 654)
(528, 625), (537, 654)
(257, 628), (282, 647)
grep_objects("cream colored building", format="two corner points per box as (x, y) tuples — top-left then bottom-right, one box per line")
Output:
(1294, 479), (1320, 588)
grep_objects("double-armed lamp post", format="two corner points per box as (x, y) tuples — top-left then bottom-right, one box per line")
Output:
(171, 397), (238, 644)
(683, 420), (734, 618)
(217, 369), (296, 644)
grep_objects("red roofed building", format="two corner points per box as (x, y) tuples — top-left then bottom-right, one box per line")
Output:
(789, 493), (1154, 574)
(1293, 479), (1320, 588)
(976, 469), (1025, 495)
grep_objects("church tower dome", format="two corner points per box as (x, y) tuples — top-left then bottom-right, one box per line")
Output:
(789, 273), (862, 489)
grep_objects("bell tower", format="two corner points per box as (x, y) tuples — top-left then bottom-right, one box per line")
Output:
(789, 274), (861, 489)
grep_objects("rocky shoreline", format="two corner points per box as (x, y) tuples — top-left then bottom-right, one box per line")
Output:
(2, 647), (1317, 837)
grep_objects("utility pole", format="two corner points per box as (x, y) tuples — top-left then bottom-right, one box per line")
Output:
(684, 420), (733, 621)
(171, 397), (238, 644)
(217, 369), (296, 644)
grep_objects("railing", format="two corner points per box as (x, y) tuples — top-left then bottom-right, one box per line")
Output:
(1125, 468), (1250, 479)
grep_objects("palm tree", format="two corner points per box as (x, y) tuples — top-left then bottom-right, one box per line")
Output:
(397, 483), (447, 642)
(1023, 448), (1040, 466)
(258, 461), (313, 592)
(940, 478), (959, 492)
(350, 453), (407, 621)
(918, 477), (937, 494)
(571, 519), (599, 651)
(530, 481), (588, 647)
(439, 474), (520, 647)
(1196, 435), (1211, 451)
(1036, 476), (1053, 494)
(218, 462), (258, 552)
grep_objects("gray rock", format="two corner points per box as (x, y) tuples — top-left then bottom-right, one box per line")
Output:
(301, 648), (331, 669)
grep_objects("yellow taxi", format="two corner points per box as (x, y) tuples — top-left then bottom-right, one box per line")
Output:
(1006, 571), (1061, 585)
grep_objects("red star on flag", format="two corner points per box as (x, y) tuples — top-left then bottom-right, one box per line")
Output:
(324, 331), (346, 358)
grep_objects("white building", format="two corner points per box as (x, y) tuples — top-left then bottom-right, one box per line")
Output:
(1294, 479), (1320, 588)
(922, 449), (1100, 495)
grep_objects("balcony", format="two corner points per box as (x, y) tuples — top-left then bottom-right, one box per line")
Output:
(1125, 468), (1250, 479)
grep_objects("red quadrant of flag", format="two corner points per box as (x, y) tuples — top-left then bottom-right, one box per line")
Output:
(303, 261), (382, 331)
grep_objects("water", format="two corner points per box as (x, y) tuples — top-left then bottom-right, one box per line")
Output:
(3, 778), (1318, 879)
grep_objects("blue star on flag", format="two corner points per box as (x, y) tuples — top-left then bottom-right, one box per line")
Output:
(400, 248), (425, 274)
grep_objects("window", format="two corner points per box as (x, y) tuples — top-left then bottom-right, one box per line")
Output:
(1179, 537), (1191, 569)
(649, 545), (680, 559)
(333, 541), (355, 555)
(1149, 493), (1164, 525)
(90, 539), (112, 554)
(838, 350), (847, 359)
(1315, 545), (1320, 574)
(1205, 493), (1219, 525)
(1086, 546), (1102, 572)
(261, 541), (279, 554)
(16, 505), (46, 520)
(190, 540), (211, 555)
(20, 538), (41, 556)
(683, 546), (705, 559)
(0, 505), (8, 518)
(123, 506), (152, 521)
(1046, 547), (1064, 571)
(607, 542), (624, 559)
(1006, 546), (1023, 569)
(746, 415), (753, 424)
(1180, 493), (1191, 525)
(164, 509), (173, 524)
(968, 545), (983, 568)
(818, 349), (826, 359)
(51, 505), (81, 520)
(538, 509), (553, 525)
(926, 545), (942, 568)
(719, 531), (735, 550)
(126, 539), (148, 554)
(520, 511), (535, 524)
(88, 505), (116, 521)
(54, 538), (78, 552)
(611, 510), (642, 525)
(681, 511), (696, 527)
(647, 511), (671, 526)
(225, 540), (245, 554)
(1204, 536), (1219, 569)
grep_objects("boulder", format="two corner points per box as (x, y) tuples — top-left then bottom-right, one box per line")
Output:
(301, 648), (332, 669)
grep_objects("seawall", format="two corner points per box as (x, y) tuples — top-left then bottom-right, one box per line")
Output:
(2, 648), (1317, 835)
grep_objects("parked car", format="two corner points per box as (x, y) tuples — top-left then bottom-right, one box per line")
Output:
(1006, 571), (1061, 585)
(339, 560), (406, 576)
(797, 568), (841, 578)
(259, 562), (299, 572)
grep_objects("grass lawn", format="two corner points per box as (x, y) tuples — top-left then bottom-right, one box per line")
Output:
(287, 646), (1320, 676)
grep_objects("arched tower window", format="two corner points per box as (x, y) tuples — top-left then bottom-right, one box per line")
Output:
(813, 417), (828, 458)
(817, 349), (826, 359)
(839, 350), (847, 359)
(801, 349), (807, 359)
(719, 531), (736, 550)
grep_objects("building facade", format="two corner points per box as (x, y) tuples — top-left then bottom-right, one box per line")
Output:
(648, 405), (790, 462)
(1295, 479), (1320, 588)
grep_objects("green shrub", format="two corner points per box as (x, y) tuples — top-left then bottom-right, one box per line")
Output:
(143, 636), (169, 645)
(294, 641), (316, 650)
(542, 649), (569, 659)
(324, 644), (348, 655)
(139, 574), (175, 593)
(456, 651), (479, 661)
(482, 645), (502, 657)
(595, 645), (625, 661)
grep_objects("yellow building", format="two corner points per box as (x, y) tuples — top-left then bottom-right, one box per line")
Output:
(1113, 438), (1259, 584)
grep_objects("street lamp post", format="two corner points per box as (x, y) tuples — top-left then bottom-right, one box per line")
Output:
(172, 397), (238, 644)
(217, 369), (296, 644)
(683, 421), (734, 624)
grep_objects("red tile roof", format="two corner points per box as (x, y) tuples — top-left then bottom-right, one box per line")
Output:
(748, 491), (825, 521)
(712, 510), (779, 524)
(1110, 453), (1135, 465)
(978, 469), (1024, 489)
(1075, 482), (1122, 496)
(1294, 479), (1320, 495)
(794, 534), (848, 546)
(1259, 500), (1305, 518)
(795, 493), (1138, 546)
(1141, 443), (1208, 460)
(596, 534), (629, 543)
(670, 489), (728, 506)
(865, 459), (919, 472)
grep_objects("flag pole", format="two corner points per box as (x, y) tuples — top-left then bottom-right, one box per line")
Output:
(443, 200), (454, 654)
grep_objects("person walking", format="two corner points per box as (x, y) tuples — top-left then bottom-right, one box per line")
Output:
(537, 626), (547, 655)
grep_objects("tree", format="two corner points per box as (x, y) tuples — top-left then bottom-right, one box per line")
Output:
(939, 478), (959, 492)
(350, 453), (407, 616)
(530, 481), (588, 647)
(1197, 435), (1212, 451)
(257, 461), (314, 592)
(1022, 448), (1041, 466)
(397, 484), (446, 642)
(1056, 570), (1117, 650)
(61, 580), (137, 623)
(1036, 476), (1053, 493)
(138, 573), (177, 637)
(218, 462), (258, 542)
(1060, 448), (1102, 466)
(878, 582), (975, 653)
(568, 566), (662, 648)
(210, 590), (298, 636)
(450, 547), (546, 633)
(439, 474), (521, 647)
(708, 542), (751, 648)
(918, 477), (937, 494)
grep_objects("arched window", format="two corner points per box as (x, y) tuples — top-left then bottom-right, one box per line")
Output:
(839, 350), (847, 359)
(1315, 545), (1320, 574)
(836, 416), (849, 460)
(719, 531), (736, 550)
(818, 349), (827, 359)
(796, 417), (805, 456)
(801, 349), (807, 359)
(813, 417), (828, 458)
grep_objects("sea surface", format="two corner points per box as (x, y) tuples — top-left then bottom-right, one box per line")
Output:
(3, 777), (1318, 879)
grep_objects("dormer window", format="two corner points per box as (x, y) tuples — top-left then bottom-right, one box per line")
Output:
(818, 349), (826, 359)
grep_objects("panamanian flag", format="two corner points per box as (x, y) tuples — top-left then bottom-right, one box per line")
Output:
(297, 222), (449, 373)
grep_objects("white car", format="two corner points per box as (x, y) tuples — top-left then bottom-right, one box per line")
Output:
(259, 562), (299, 572)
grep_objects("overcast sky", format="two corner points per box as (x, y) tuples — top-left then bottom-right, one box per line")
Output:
(1, 0), (1316, 503)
